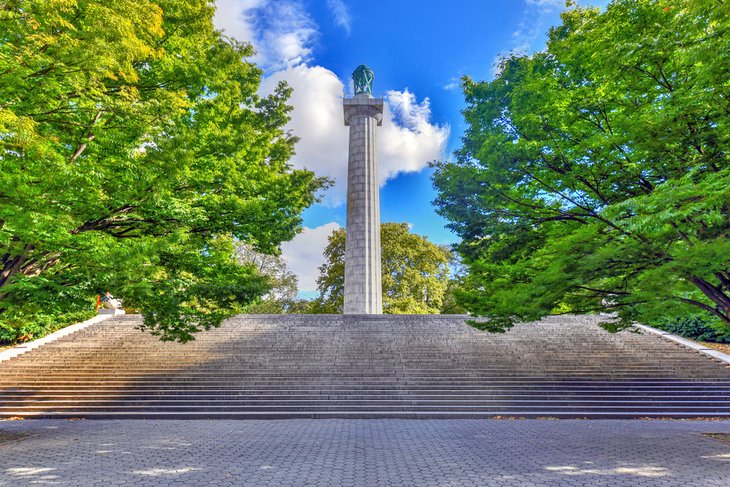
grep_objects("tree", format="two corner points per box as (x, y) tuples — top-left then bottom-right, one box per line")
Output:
(432, 0), (730, 333)
(0, 0), (326, 342)
(312, 223), (452, 314)
(440, 253), (468, 315)
(235, 243), (300, 313)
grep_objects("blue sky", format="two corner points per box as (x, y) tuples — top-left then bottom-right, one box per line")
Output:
(213, 0), (608, 295)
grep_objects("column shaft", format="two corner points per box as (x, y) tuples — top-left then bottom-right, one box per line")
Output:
(343, 97), (383, 314)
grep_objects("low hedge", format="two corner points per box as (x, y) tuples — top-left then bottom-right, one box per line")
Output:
(652, 315), (730, 344)
(0, 310), (95, 345)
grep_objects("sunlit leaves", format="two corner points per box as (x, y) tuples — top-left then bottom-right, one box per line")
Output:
(312, 223), (452, 314)
(0, 0), (325, 342)
(433, 0), (730, 333)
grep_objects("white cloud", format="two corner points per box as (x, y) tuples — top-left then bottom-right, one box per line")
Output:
(214, 0), (316, 69)
(326, 0), (352, 34)
(443, 78), (460, 91)
(215, 0), (449, 282)
(213, 0), (264, 44)
(215, 1), (448, 205)
(491, 1), (609, 79)
(256, 2), (317, 69)
(281, 222), (341, 292)
(259, 65), (348, 204)
(260, 66), (449, 205)
(489, 0), (568, 78)
(379, 89), (450, 183)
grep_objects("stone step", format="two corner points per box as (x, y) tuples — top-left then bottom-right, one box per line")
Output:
(0, 372), (722, 387)
(3, 392), (728, 401)
(3, 382), (728, 390)
(1, 314), (728, 419)
(3, 411), (729, 420)
(3, 362), (722, 377)
(0, 373), (727, 387)
(5, 387), (730, 395)
(3, 399), (728, 408)
(3, 405), (730, 414)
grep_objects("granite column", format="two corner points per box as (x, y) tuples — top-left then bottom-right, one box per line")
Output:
(343, 93), (383, 314)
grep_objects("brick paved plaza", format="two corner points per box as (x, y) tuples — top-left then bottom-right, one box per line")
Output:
(1, 419), (729, 486)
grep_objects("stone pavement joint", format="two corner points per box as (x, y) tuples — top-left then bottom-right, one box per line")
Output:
(0, 419), (729, 487)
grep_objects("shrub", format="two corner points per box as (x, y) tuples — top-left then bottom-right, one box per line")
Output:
(0, 311), (95, 345)
(652, 315), (730, 344)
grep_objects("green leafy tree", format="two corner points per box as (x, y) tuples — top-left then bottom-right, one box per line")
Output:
(312, 223), (452, 314)
(432, 0), (730, 333)
(440, 253), (468, 315)
(235, 242), (301, 313)
(0, 0), (325, 342)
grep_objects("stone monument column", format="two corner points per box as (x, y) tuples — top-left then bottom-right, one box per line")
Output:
(343, 65), (383, 314)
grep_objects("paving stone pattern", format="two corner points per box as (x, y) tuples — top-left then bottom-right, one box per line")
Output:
(0, 314), (729, 418)
(0, 419), (729, 486)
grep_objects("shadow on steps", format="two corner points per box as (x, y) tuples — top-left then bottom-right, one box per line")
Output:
(0, 314), (729, 419)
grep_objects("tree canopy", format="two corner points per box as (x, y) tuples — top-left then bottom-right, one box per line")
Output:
(312, 223), (452, 314)
(0, 0), (325, 342)
(432, 0), (730, 332)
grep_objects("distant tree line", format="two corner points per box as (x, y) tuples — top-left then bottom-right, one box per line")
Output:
(244, 223), (464, 315)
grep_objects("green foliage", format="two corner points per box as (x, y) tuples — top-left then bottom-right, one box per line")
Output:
(312, 223), (452, 314)
(432, 0), (730, 332)
(439, 255), (468, 314)
(0, 0), (326, 342)
(0, 310), (94, 344)
(235, 242), (302, 314)
(652, 315), (730, 344)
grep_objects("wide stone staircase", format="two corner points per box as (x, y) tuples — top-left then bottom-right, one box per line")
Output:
(1, 314), (729, 419)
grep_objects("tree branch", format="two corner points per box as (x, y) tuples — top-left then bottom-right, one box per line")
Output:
(69, 110), (103, 164)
